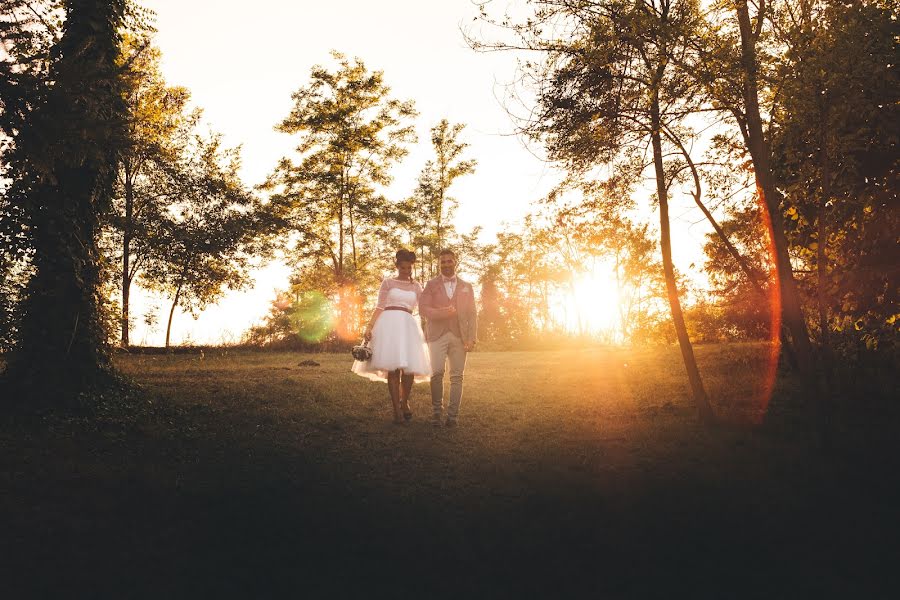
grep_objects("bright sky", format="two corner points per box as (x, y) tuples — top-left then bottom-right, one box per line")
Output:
(130, 0), (717, 346)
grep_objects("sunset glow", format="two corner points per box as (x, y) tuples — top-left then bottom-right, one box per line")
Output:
(555, 265), (622, 338)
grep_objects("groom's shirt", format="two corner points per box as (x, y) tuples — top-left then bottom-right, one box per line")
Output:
(442, 275), (457, 299)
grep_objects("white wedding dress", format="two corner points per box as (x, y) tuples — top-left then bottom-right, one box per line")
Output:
(351, 282), (431, 382)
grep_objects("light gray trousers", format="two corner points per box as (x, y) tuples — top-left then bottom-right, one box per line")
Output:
(428, 331), (468, 419)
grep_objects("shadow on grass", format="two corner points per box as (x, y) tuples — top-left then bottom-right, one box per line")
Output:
(2, 348), (898, 599)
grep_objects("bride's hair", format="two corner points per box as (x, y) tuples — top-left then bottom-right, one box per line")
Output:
(395, 249), (416, 264)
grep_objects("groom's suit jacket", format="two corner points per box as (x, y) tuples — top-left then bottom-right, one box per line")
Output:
(418, 275), (477, 345)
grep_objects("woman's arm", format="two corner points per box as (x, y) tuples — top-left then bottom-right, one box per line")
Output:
(365, 279), (391, 340)
(363, 308), (383, 341)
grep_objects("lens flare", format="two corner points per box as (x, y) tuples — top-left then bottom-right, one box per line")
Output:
(334, 285), (365, 341)
(756, 189), (783, 425)
(289, 291), (335, 343)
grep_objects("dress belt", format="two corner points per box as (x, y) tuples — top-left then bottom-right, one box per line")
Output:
(384, 306), (412, 314)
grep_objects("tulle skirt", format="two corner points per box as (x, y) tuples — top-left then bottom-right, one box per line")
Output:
(351, 311), (431, 383)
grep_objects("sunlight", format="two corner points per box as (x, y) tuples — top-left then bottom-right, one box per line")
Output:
(555, 263), (622, 338)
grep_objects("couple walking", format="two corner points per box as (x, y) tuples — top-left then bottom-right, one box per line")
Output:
(351, 248), (477, 426)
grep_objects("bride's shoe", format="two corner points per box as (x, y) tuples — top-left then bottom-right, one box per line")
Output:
(400, 399), (413, 421)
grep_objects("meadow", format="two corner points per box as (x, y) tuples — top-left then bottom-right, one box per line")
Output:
(2, 344), (897, 598)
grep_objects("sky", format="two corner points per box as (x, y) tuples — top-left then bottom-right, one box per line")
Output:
(130, 0), (718, 346)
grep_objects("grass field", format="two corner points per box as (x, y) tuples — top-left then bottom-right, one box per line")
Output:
(2, 344), (898, 598)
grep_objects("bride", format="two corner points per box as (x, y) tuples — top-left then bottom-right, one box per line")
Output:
(352, 249), (431, 423)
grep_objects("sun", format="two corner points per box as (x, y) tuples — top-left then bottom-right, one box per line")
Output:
(555, 264), (621, 337)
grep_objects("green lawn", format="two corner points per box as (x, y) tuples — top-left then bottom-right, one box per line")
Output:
(2, 345), (897, 598)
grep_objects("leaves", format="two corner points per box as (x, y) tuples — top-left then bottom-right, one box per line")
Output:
(136, 129), (265, 346)
(262, 52), (418, 335)
(404, 118), (477, 278)
(1, 0), (130, 400)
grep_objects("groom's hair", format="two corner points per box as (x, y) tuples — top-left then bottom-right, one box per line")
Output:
(438, 248), (456, 259)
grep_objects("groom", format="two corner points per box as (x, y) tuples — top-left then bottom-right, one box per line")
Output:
(419, 249), (477, 427)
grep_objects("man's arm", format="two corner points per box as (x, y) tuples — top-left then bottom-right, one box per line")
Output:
(419, 281), (454, 321)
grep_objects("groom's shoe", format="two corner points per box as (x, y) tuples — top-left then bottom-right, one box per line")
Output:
(432, 413), (442, 427)
(444, 417), (458, 428)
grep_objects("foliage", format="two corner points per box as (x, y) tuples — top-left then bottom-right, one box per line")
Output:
(263, 51), (417, 338)
(138, 130), (264, 347)
(403, 118), (477, 279)
(3, 0), (893, 382)
(106, 34), (194, 346)
(0, 0), (62, 353)
(242, 290), (355, 350)
(769, 0), (899, 358)
(473, 0), (716, 419)
(467, 187), (673, 347)
(0, 0), (156, 354)
(0, 0), (130, 406)
(702, 204), (775, 340)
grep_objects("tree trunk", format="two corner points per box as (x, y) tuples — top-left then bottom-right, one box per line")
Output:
(651, 92), (715, 423)
(817, 105), (831, 350)
(337, 194), (345, 285)
(121, 163), (133, 347)
(4, 0), (126, 407)
(165, 283), (182, 349)
(615, 246), (627, 342)
(348, 190), (358, 272)
(436, 160), (446, 251)
(735, 0), (815, 376)
(436, 206), (443, 254)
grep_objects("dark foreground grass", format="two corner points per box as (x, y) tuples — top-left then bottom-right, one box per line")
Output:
(2, 344), (898, 599)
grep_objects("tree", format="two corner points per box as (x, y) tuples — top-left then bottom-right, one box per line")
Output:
(263, 51), (417, 337)
(405, 119), (476, 277)
(770, 0), (899, 360)
(139, 131), (262, 348)
(112, 35), (193, 347)
(473, 0), (716, 421)
(0, 247), (31, 352)
(0, 0), (61, 354)
(702, 204), (775, 340)
(682, 0), (818, 376)
(525, 179), (671, 344)
(1, 0), (128, 407)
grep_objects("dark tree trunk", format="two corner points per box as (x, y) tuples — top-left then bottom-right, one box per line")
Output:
(165, 282), (182, 349)
(121, 163), (133, 347)
(4, 0), (127, 407)
(337, 199), (345, 284)
(650, 92), (715, 423)
(436, 187), (444, 252)
(735, 0), (815, 376)
(14, 166), (111, 404)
